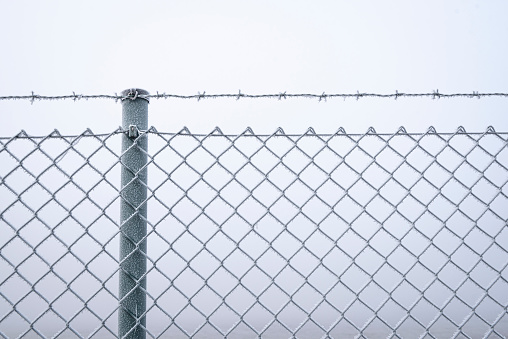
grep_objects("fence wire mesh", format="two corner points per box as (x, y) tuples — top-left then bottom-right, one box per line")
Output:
(1, 127), (507, 338)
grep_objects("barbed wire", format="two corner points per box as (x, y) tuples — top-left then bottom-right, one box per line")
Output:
(1, 90), (508, 103)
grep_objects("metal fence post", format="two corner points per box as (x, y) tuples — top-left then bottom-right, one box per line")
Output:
(119, 89), (149, 339)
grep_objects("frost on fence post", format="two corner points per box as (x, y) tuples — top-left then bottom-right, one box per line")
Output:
(119, 89), (149, 339)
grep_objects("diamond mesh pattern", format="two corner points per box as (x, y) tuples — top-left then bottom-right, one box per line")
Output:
(1, 127), (507, 338)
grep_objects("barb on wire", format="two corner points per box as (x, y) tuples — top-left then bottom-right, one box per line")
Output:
(1, 90), (508, 103)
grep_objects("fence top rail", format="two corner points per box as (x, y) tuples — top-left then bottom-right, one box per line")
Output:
(0, 126), (506, 141)
(1, 90), (508, 103)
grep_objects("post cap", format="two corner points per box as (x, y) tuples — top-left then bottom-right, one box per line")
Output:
(120, 88), (150, 103)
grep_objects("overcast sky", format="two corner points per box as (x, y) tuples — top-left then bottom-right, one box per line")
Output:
(1, 2), (508, 336)
(1, 0), (507, 135)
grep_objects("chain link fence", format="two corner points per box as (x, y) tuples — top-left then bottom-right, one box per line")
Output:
(1, 120), (508, 338)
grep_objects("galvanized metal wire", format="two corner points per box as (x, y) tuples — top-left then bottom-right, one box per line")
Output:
(1, 90), (508, 103)
(1, 127), (507, 338)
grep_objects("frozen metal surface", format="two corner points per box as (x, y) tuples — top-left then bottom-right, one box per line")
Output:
(0, 126), (507, 338)
(119, 91), (149, 339)
(2, 90), (508, 102)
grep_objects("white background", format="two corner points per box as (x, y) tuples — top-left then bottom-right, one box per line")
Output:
(1, 2), (508, 337)
(1, 0), (507, 136)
